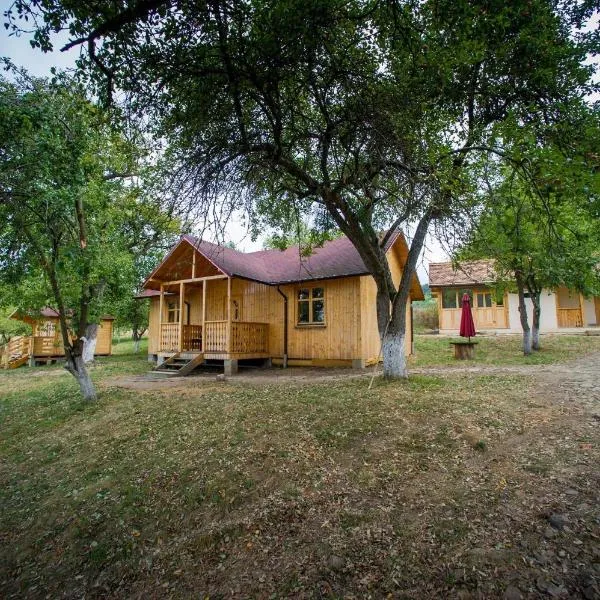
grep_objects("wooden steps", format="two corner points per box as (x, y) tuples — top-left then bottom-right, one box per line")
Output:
(6, 355), (30, 369)
(153, 353), (205, 377)
(1, 336), (32, 370)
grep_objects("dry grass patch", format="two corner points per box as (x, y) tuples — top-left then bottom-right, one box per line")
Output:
(411, 333), (600, 367)
(1, 345), (599, 598)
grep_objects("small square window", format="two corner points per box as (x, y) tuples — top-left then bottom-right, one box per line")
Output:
(297, 287), (326, 325)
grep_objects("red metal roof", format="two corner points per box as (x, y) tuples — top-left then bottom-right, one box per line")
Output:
(143, 229), (423, 299)
(181, 234), (378, 284)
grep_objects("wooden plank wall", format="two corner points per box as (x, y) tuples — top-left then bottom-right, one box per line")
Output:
(360, 275), (379, 363)
(277, 277), (361, 361)
(186, 287), (203, 323)
(359, 276), (412, 362)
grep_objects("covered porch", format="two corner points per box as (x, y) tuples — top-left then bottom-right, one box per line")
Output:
(154, 275), (270, 360)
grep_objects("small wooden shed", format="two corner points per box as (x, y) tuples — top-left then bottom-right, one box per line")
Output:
(0, 308), (114, 369)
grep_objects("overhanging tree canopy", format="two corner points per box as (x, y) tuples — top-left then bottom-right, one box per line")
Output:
(7, 0), (597, 377)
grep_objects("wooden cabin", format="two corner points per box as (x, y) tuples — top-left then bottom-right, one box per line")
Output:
(0, 308), (114, 369)
(429, 260), (600, 333)
(140, 231), (424, 375)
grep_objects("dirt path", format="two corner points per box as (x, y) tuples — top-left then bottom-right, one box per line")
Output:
(106, 355), (598, 391)
(459, 352), (600, 599)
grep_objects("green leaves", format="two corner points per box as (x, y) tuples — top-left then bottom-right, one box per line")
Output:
(0, 71), (180, 336)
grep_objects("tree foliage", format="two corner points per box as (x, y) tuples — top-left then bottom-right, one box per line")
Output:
(0, 70), (179, 398)
(457, 119), (600, 353)
(6, 0), (597, 376)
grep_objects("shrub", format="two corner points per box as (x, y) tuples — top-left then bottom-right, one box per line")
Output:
(413, 299), (439, 332)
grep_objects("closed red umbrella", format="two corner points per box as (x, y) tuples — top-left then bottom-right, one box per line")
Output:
(459, 293), (476, 341)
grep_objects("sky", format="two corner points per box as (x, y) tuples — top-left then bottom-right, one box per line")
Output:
(0, 2), (452, 282)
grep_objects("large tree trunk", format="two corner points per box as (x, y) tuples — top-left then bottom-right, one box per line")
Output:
(65, 345), (97, 402)
(375, 217), (430, 380)
(382, 302), (408, 379)
(82, 323), (98, 363)
(515, 274), (532, 355)
(132, 327), (146, 353)
(531, 292), (541, 351)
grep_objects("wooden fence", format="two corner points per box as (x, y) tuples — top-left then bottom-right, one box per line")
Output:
(557, 308), (583, 328)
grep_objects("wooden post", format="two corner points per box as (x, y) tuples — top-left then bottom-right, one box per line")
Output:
(192, 249), (197, 279)
(179, 281), (185, 352)
(159, 284), (164, 351)
(227, 277), (232, 353)
(579, 292), (585, 327)
(202, 279), (207, 353)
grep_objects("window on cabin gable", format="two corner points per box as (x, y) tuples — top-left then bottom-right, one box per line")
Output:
(297, 287), (325, 324)
(38, 320), (56, 336)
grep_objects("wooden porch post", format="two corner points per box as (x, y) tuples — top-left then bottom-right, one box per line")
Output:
(159, 283), (164, 351)
(179, 281), (185, 352)
(192, 249), (197, 279)
(202, 279), (207, 353)
(227, 277), (232, 353)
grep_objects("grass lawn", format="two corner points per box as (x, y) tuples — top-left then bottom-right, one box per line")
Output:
(411, 333), (600, 367)
(1, 336), (599, 598)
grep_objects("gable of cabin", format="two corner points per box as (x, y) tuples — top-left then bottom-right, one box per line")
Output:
(146, 240), (224, 290)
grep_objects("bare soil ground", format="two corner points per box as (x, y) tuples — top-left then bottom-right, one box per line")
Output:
(106, 358), (593, 390)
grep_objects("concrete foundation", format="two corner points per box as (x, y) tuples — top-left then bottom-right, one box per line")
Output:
(352, 358), (366, 370)
(224, 359), (238, 376)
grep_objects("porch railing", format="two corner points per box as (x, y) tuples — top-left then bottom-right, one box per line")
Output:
(182, 324), (203, 351)
(231, 321), (268, 353)
(557, 308), (583, 328)
(159, 321), (269, 355)
(203, 321), (227, 353)
(32, 336), (64, 356)
(160, 323), (180, 352)
(1, 335), (31, 366)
